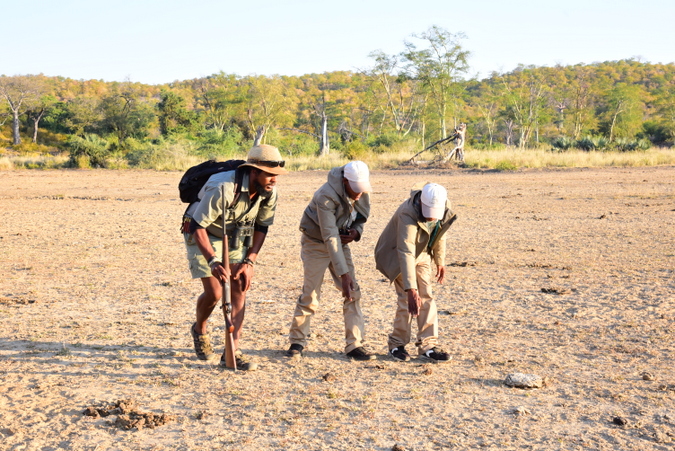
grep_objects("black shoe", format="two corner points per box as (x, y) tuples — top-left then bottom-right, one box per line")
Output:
(390, 346), (411, 362)
(190, 323), (214, 361)
(346, 347), (376, 361)
(285, 344), (304, 359)
(420, 347), (451, 362)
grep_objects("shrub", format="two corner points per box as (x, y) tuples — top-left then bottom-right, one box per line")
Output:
(195, 128), (245, 159)
(342, 140), (369, 160)
(495, 160), (518, 171)
(613, 138), (652, 152)
(125, 140), (200, 170)
(551, 136), (575, 151)
(65, 134), (111, 168)
(576, 135), (609, 151)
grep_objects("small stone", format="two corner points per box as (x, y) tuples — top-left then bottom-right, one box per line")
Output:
(82, 407), (99, 417)
(641, 372), (655, 381)
(392, 445), (406, 451)
(322, 373), (336, 383)
(422, 367), (433, 376)
(513, 406), (531, 416)
(612, 416), (628, 426)
(504, 373), (544, 389)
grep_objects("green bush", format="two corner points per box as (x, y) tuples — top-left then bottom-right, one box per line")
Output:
(613, 138), (652, 152)
(195, 128), (245, 159)
(342, 140), (369, 160)
(272, 131), (319, 157)
(367, 133), (401, 149)
(551, 136), (575, 151)
(577, 135), (609, 151)
(495, 160), (517, 171)
(65, 134), (111, 168)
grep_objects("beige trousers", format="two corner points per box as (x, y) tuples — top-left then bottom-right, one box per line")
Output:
(388, 253), (439, 354)
(289, 233), (365, 353)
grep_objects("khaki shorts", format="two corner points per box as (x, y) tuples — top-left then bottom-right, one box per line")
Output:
(184, 233), (247, 279)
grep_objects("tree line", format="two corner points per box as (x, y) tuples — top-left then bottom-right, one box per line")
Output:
(1, 26), (674, 167)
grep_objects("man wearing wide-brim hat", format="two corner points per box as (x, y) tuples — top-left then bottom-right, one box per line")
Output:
(184, 144), (287, 370)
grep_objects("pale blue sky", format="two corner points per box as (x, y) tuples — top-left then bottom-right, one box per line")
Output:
(3, 0), (674, 84)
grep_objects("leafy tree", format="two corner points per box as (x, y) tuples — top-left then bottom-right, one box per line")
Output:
(244, 75), (298, 144)
(500, 66), (551, 148)
(467, 78), (501, 146)
(26, 94), (58, 143)
(97, 82), (156, 142)
(157, 90), (199, 136)
(366, 50), (424, 138)
(401, 26), (470, 139)
(193, 72), (246, 132)
(61, 97), (102, 136)
(598, 83), (645, 141)
(0, 75), (42, 145)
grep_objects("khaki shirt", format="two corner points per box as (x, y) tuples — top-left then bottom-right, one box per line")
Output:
(299, 166), (370, 276)
(190, 168), (277, 237)
(374, 185), (456, 291)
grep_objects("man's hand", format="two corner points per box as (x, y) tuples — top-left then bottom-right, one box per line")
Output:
(436, 265), (446, 284)
(232, 262), (255, 292)
(407, 288), (422, 317)
(340, 273), (355, 302)
(339, 228), (359, 244)
(210, 261), (230, 283)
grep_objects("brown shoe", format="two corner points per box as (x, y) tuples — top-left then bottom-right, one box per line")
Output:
(219, 354), (259, 371)
(190, 323), (214, 360)
(346, 347), (376, 361)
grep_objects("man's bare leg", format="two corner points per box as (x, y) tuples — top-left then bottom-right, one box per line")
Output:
(195, 277), (221, 334)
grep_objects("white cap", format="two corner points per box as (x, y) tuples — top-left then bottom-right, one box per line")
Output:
(421, 183), (447, 219)
(343, 161), (372, 193)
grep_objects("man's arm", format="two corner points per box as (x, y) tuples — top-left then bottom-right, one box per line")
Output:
(193, 227), (230, 282)
(231, 229), (266, 292)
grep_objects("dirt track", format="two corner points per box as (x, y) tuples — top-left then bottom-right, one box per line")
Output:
(0, 166), (674, 450)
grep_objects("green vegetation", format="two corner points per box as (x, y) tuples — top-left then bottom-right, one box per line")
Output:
(1, 26), (674, 170)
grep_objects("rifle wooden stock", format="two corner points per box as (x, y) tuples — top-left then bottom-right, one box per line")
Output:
(222, 280), (237, 370)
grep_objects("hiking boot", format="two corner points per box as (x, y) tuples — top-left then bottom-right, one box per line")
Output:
(285, 344), (304, 359)
(420, 347), (451, 363)
(190, 323), (214, 360)
(389, 346), (411, 362)
(219, 354), (259, 371)
(346, 347), (376, 361)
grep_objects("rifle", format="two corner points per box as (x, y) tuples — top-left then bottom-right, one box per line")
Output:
(221, 184), (237, 370)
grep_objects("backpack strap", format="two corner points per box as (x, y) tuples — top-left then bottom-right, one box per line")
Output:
(229, 166), (246, 211)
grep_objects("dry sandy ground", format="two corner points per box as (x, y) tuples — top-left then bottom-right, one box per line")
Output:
(0, 166), (673, 451)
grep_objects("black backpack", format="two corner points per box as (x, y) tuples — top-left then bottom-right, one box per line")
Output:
(178, 159), (246, 204)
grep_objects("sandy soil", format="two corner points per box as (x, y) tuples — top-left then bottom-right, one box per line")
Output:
(0, 166), (673, 451)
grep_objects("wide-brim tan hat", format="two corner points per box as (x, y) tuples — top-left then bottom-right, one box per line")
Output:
(240, 144), (288, 175)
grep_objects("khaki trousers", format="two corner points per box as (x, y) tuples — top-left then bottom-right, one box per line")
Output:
(388, 253), (439, 354)
(289, 234), (365, 353)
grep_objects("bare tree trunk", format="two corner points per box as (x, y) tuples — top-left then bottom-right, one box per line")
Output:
(12, 111), (21, 145)
(609, 100), (624, 142)
(253, 126), (265, 146)
(319, 111), (329, 156)
(31, 109), (46, 143)
(504, 119), (515, 146)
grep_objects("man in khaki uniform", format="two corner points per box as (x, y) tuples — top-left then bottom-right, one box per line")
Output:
(184, 144), (287, 370)
(374, 183), (457, 362)
(286, 161), (375, 361)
